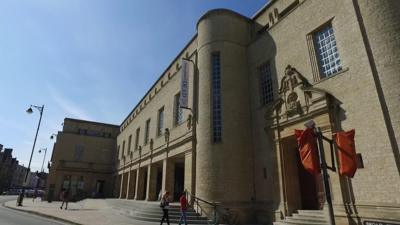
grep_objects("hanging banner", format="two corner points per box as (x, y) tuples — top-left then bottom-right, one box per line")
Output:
(180, 59), (189, 108)
(295, 128), (321, 175)
(334, 129), (357, 178)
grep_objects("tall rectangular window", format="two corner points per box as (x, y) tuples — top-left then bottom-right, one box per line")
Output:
(73, 145), (84, 161)
(212, 53), (222, 143)
(135, 128), (140, 150)
(259, 63), (274, 105)
(122, 141), (125, 157)
(127, 134), (132, 153)
(174, 93), (183, 126)
(313, 24), (342, 79)
(144, 119), (150, 145)
(158, 107), (164, 136)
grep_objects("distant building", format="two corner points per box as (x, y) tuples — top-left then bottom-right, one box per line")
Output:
(10, 164), (28, 188)
(0, 147), (18, 193)
(46, 118), (119, 201)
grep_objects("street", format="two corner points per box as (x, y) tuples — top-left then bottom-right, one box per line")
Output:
(0, 196), (69, 225)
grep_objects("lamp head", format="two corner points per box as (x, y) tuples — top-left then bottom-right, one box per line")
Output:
(26, 107), (33, 114)
(304, 120), (315, 129)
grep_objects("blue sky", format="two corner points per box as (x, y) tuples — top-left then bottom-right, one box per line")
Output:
(0, 0), (267, 172)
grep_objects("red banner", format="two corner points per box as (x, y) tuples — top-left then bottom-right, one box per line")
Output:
(295, 128), (321, 175)
(334, 130), (357, 178)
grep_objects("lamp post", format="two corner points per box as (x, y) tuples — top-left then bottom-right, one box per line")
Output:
(38, 148), (47, 172)
(18, 104), (44, 207)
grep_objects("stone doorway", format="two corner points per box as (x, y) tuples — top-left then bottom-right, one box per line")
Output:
(282, 135), (322, 214)
(173, 161), (185, 201)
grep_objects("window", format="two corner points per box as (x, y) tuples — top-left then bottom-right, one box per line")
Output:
(174, 93), (183, 125)
(117, 145), (120, 159)
(122, 141), (125, 157)
(73, 145), (84, 161)
(144, 119), (150, 145)
(313, 23), (342, 78)
(128, 135), (132, 153)
(259, 63), (274, 105)
(157, 107), (164, 136)
(135, 128), (140, 150)
(212, 53), (222, 143)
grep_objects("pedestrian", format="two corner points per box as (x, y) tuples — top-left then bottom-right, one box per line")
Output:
(178, 191), (188, 225)
(32, 189), (38, 202)
(60, 189), (69, 210)
(159, 191), (170, 225)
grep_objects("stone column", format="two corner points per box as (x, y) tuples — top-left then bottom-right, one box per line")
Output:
(134, 166), (140, 200)
(119, 173), (124, 199)
(126, 169), (131, 199)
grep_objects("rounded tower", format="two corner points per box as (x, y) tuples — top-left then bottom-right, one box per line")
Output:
(195, 9), (254, 220)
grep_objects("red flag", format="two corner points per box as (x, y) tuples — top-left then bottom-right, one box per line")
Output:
(294, 128), (320, 175)
(334, 130), (357, 178)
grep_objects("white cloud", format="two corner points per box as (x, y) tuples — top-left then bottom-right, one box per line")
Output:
(47, 84), (94, 121)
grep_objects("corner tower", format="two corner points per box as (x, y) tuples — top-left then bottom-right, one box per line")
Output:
(196, 9), (255, 221)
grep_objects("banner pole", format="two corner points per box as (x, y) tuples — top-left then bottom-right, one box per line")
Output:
(315, 127), (336, 225)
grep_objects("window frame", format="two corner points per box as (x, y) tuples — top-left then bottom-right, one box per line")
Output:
(211, 52), (222, 144)
(258, 62), (274, 106)
(144, 119), (151, 145)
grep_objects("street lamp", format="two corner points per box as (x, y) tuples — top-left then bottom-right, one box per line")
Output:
(38, 148), (47, 172)
(18, 104), (44, 207)
(50, 133), (57, 140)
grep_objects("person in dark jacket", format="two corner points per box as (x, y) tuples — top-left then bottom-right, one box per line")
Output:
(160, 191), (171, 225)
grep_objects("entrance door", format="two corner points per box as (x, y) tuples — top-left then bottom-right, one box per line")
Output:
(283, 136), (321, 213)
(96, 180), (105, 198)
(156, 167), (162, 200)
(296, 149), (320, 209)
(174, 163), (184, 201)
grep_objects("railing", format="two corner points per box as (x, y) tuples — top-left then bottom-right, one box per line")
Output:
(186, 191), (217, 225)
(186, 192), (239, 225)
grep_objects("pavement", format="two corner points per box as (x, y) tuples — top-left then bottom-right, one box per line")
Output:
(3, 197), (160, 225)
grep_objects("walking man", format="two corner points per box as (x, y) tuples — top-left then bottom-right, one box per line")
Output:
(160, 191), (170, 225)
(179, 191), (188, 225)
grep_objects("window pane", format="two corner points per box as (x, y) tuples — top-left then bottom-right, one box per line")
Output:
(212, 53), (222, 143)
(314, 24), (342, 78)
(259, 63), (274, 105)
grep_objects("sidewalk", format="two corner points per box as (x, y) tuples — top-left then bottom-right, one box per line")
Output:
(4, 198), (157, 225)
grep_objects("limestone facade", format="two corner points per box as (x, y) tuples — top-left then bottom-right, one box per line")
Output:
(47, 118), (119, 201)
(115, 0), (400, 224)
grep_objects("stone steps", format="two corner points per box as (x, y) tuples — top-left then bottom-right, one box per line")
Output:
(274, 210), (329, 225)
(110, 200), (211, 224)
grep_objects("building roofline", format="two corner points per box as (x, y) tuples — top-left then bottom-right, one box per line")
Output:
(120, 33), (198, 127)
(251, 0), (277, 20)
(196, 8), (251, 29)
(65, 118), (119, 128)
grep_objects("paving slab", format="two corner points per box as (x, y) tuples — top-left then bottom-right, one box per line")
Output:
(4, 198), (161, 225)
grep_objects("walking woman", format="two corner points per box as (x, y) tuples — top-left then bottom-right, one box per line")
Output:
(160, 191), (171, 225)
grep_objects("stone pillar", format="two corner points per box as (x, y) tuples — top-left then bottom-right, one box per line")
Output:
(134, 166), (140, 200)
(184, 152), (193, 195)
(161, 159), (174, 199)
(146, 164), (158, 201)
(119, 173), (124, 199)
(126, 169), (131, 199)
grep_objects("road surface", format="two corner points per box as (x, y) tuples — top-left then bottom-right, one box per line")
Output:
(0, 196), (70, 225)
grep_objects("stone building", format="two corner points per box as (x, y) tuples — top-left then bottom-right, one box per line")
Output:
(114, 0), (400, 224)
(46, 118), (119, 201)
(10, 164), (28, 188)
(0, 147), (18, 193)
